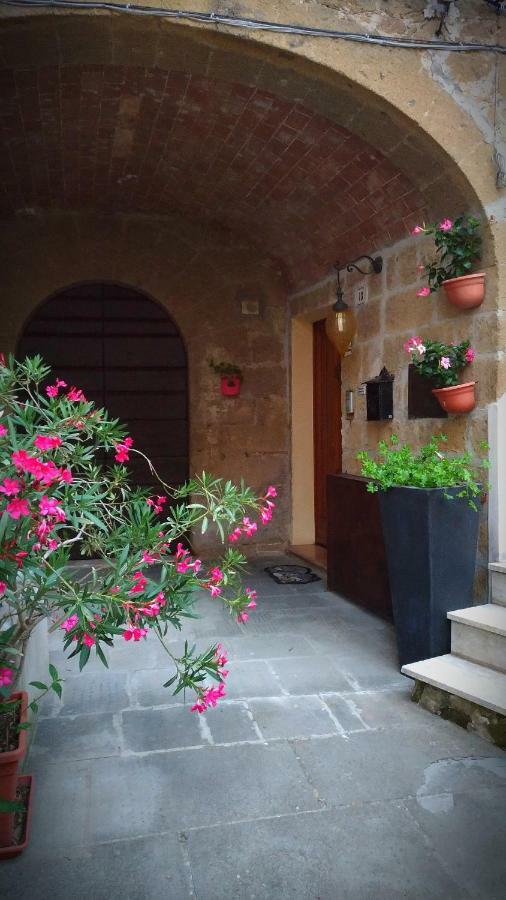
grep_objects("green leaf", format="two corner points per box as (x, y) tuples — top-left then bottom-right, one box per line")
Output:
(29, 681), (48, 691)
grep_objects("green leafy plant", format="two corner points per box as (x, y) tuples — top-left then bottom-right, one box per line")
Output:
(357, 434), (488, 509)
(209, 359), (243, 383)
(412, 215), (481, 295)
(404, 336), (475, 388)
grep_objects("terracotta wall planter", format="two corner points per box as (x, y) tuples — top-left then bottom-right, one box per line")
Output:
(0, 691), (28, 849)
(432, 381), (476, 414)
(443, 273), (485, 309)
(220, 374), (241, 397)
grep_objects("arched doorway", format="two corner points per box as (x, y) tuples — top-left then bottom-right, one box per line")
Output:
(17, 282), (189, 492)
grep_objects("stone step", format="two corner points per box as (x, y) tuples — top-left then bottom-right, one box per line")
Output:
(402, 654), (506, 717)
(489, 564), (506, 607)
(449, 604), (506, 673)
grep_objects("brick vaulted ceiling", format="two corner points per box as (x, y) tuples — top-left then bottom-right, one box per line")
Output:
(0, 64), (427, 290)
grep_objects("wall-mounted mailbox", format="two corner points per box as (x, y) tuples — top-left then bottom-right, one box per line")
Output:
(363, 367), (394, 421)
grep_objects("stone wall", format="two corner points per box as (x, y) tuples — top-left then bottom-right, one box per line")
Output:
(0, 211), (291, 554)
(291, 228), (497, 596)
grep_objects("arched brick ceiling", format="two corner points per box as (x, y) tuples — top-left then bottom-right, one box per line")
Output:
(1, 64), (426, 289)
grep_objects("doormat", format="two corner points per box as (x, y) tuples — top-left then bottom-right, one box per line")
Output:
(264, 565), (321, 585)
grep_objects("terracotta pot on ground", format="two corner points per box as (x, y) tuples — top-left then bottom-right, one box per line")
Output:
(0, 775), (34, 860)
(0, 691), (28, 850)
(220, 374), (241, 397)
(432, 381), (476, 414)
(442, 272), (485, 309)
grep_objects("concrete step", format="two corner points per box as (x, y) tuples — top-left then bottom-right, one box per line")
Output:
(449, 604), (506, 674)
(402, 654), (506, 716)
(489, 563), (506, 607)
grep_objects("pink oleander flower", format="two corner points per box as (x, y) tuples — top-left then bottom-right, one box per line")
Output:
(265, 486), (277, 498)
(411, 225), (424, 235)
(242, 517), (257, 537)
(59, 467), (73, 484)
(114, 436), (133, 463)
(465, 346), (475, 363)
(141, 550), (158, 564)
(110, 585), (120, 594)
(39, 495), (64, 518)
(61, 613), (78, 633)
(6, 497), (30, 519)
(191, 681), (226, 714)
(440, 356), (452, 369)
(210, 567), (224, 583)
(0, 668), (14, 687)
(0, 477), (21, 496)
(67, 386), (87, 402)
(439, 218), (453, 232)
(47, 538), (58, 551)
(129, 571), (147, 594)
(210, 585), (222, 598)
(0, 581), (7, 596)
(228, 527), (242, 543)
(46, 379), (67, 398)
(260, 507), (273, 525)
(416, 286), (431, 297)
(83, 633), (95, 647)
(123, 624), (148, 642)
(146, 494), (166, 515)
(34, 435), (62, 451)
(0, 424), (7, 438)
(237, 611), (249, 623)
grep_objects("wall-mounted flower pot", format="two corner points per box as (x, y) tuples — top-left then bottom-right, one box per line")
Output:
(0, 775), (34, 860)
(220, 375), (241, 397)
(443, 272), (485, 309)
(432, 381), (476, 414)
(379, 487), (480, 667)
(0, 691), (28, 850)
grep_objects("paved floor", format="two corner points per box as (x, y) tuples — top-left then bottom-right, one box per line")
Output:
(2, 556), (506, 899)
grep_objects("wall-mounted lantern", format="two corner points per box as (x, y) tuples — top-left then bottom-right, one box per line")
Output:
(363, 367), (394, 421)
(325, 255), (383, 356)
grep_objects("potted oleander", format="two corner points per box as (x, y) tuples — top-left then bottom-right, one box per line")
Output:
(413, 216), (484, 308)
(209, 360), (243, 397)
(358, 434), (487, 667)
(404, 335), (476, 414)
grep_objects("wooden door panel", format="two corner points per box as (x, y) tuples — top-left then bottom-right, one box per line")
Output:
(313, 319), (342, 548)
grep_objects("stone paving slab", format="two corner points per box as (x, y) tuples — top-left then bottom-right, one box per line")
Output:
(184, 801), (469, 900)
(1, 555), (505, 900)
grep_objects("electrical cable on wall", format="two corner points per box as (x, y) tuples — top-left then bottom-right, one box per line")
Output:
(0, 0), (505, 53)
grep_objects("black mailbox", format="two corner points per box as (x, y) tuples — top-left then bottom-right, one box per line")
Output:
(363, 367), (394, 421)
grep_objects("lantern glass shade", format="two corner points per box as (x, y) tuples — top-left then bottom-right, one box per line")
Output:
(325, 304), (357, 355)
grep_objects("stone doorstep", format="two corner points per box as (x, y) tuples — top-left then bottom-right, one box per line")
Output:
(410, 680), (506, 750)
(402, 654), (506, 718)
(448, 604), (506, 637)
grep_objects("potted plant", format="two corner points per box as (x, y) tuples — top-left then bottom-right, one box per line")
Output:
(404, 335), (476, 414)
(412, 215), (484, 308)
(358, 434), (487, 667)
(209, 360), (243, 397)
(0, 354), (276, 854)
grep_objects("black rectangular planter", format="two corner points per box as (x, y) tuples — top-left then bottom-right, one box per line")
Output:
(379, 486), (480, 668)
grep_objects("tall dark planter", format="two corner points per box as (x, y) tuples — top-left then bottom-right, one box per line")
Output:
(379, 487), (479, 668)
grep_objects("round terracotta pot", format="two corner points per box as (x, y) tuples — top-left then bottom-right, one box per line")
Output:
(0, 691), (29, 849)
(220, 374), (241, 397)
(432, 381), (476, 414)
(442, 273), (485, 309)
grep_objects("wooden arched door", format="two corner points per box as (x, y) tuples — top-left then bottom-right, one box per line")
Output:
(18, 283), (188, 492)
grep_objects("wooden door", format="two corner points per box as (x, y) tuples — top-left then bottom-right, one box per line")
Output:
(18, 283), (188, 492)
(313, 319), (342, 547)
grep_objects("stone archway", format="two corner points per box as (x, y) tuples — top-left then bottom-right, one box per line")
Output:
(17, 282), (189, 492)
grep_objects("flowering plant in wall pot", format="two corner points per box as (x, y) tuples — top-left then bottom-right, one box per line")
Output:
(0, 355), (276, 853)
(413, 216), (484, 308)
(404, 336), (476, 413)
(209, 360), (243, 397)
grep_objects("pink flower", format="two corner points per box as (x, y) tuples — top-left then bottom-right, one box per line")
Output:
(0, 581), (7, 596)
(0, 668), (13, 687)
(0, 478), (21, 496)
(411, 225), (424, 235)
(210, 585), (222, 598)
(114, 436), (133, 463)
(83, 633), (95, 647)
(0, 424), (7, 438)
(59, 467), (73, 484)
(67, 387), (87, 402)
(404, 337), (426, 357)
(129, 571), (147, 594)
(60, 613), (78, 633)
(46, 379), (67, 398)
(265, 486), (277, 498)
(34, 435), (62, 451)
(228, 527), (242, 543)
(39, 495), (62, 517)
(190, 681), (226, 713)
(141, 550), (158, 564)
(237, 612), (249, 623)
(242, 517), (257, 538)
(123, 624), (148, 642)
(260, 507), (273, 525)
(146, 494), (166, 515)
(210, 567), (224, 583)
(47, 539), (58, 551)
(110, 585), (120, 594)
(439, 218), (453, 232)
(6, 497), (30, 519)
(465, 347), (475, 363)
(416, 287), (431, 297)
(440, 356), (452, 369)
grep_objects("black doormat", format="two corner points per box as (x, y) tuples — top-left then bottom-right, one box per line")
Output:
(264, 565), (321, 585)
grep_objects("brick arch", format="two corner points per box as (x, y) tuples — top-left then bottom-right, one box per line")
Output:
(0, 12), (498, 290)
